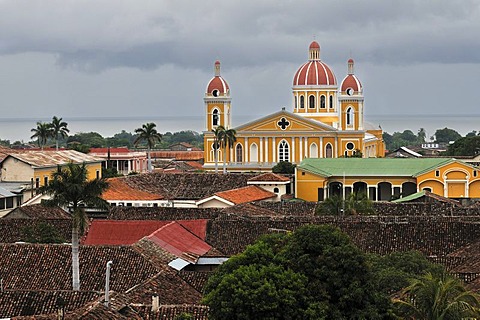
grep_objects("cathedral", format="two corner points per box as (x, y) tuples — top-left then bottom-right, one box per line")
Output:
(203, 41), (385, 172)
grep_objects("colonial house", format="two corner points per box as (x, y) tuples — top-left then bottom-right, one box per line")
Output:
(89, 147), (147, 175)
(295, 158), (480, 201)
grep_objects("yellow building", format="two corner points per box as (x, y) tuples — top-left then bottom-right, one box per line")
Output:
(203, 41), (385, 172)
(0, 150), (103, 190)
(296, 158), (480, 201)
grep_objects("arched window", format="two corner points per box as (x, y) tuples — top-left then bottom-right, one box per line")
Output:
(236, 144), (243, 163)
(320, 95), (326, 108)
(250, 143), (258, 162)
(212, 109), (219, 126)
(300, 96), (305, 108)
(346, 107), (354, 126)
(325, 143), (333, 158)
(294, 96), (297, 109)
(329, 95), (334, 108)
(309, 95), (315, 109)
(274, 187), (279, 193)
(309, 143), (318, 158)
(278, 140), (290, 162)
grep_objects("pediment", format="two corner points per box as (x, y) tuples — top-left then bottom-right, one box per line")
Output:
(234, 110), (336, 132)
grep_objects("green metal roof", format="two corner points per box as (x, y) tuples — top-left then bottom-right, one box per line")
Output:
(298, 158), (455, 177)
(391, 191), (425, 203)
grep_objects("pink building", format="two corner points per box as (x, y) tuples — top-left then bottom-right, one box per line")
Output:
(89, 147), (147, 175)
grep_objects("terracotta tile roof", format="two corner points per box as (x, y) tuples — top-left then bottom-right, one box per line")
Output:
(0, 219), (71, 243)
(248, 172), (290, 182)
(185, 161), (204, 170)
(0, 290), (100, 318)
(132, 305), (209, 319)
(121, 172), (253, 200)
(146, 222), (211, 263)
(221, 203), (280, 217)
(2, 150), (103, 168)
(89, 147), (131, 153)
(108, 207), (221, 220)
(0, 244), (160, 292)
(4, 204), (71, 219)
(82, 220), (208, 245)
(178, 270), (214, 293)
(214, 185), (276, 205)
(150, 151), (204, 161)
(102, 178), (163, 201)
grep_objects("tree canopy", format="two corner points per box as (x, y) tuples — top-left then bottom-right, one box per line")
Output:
(203, 225), (391, 319)
(434, 127), (462, 144)
(272, 161), (296, 174)
(446, 135), (480, 156)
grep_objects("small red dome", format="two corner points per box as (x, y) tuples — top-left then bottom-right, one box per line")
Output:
(348, 58), (354, 63)
(207, 76), (229, 95)
(341, 74), (362, 93)
(293, 61), (337, 86)
(309, 41), (320, 49)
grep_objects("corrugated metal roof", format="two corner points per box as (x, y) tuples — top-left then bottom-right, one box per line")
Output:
(298, 158), (455, 177)
(4, 150), (103, 168)
(0, 186), (15, 197)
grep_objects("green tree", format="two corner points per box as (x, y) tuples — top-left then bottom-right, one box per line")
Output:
(134, 122), (162, 172)
(218, 126), (237, 174)
(204, 225), (391, 319)
(417, 128), (427, 144)
(466, 130), (478, 138)
(40, 163), (109, 291)
(211, 125), (224, 174)
(316, 193), (374, 216)
(369, 250), (444, 295)
(446, 136), (480, 156)
(272, 161), (296, 174)
(31, 121), (53, 150)
(50, 116), (69, 151)
(434, 127), (462, 144)
(67, 132), (105, 148)
(394, 272), (480, 319)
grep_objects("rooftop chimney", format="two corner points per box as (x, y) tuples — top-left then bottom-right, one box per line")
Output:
(152, 294), (159, 312)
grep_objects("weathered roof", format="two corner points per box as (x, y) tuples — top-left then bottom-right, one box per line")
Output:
(146, 221), (212, 263)
(3, 204), (71, 219)
(2, 150), (103, 168)
(392, 191), (461, 205)
(83, 220), (208, 245)
(248, 172), (290, 183)
(213, 185), (276, 205)
(0, 186), (15, 197)
(298, 158), (455, 177)
(108, 206), (221, 220)
(102, 178), (163, 201)
(149, 150), (204, 161)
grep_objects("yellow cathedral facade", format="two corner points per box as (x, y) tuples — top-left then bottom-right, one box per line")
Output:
(203, 41), (385, 172)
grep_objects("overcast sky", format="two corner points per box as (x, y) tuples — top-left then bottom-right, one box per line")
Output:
(1, 0), (479, 140)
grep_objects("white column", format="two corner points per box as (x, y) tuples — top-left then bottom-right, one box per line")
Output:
(245, 137), (249, 163)
(127, 160), (131, 173)
(265, 138), (269, 164)
(299, 137), (303, 160)
(230, 146), (234, 164)
(272, 137), (276, 162)
(292, 137), (296, 163)
(260, 137), (264, 163)
(334, 137), (338, 158)
(320, 137), (323, 158)
(304, 137), (308, 158)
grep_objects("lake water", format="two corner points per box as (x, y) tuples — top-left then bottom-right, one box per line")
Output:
(0, 114), (478, 143)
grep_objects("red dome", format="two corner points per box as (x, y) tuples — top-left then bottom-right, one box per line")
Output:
(341, 74), (362, 93)
(206, 60), (229, 95)
(207, 76), (229, 95)
(293, 61), (337, 86)
(348, 58), (354, 63)
(309, 41), (320, 49)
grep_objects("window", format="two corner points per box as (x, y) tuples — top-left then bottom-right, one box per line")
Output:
(278, 140), (290, 162)
(236, 144), (243, 162)
(35, 178), (40, 189)
(310, 143), (318, 158)
(423, 188), (432, 192)
(346, 107), (354, 126)
(0, 199), (4, 210)
(346, 142), (354, 150)
(250, 143), (258, 162)
(274, 187), (279, 193)
(435, 170), (440, 177)
(325, 144), (333, 158)
(212, 109), (219, 126)
(329, 95), (334, 108)
(320, 95), (326, 108)
(309, 95), (315, 109)
(295, 96), (297, 109)
(474, 170), (477, 177)
(44, 176), (48, 186)
(300, 96), (305, 108)
(96, 170), (100, 179)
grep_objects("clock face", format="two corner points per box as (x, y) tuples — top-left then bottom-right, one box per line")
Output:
(346, 88), (354, 96)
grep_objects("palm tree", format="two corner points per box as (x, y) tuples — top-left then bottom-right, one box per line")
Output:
(31, 121), (52, 150)
(134, 122), (162, 172)
(218, 127), (236, 174)
(394, 272), (480, 319)
(40, 163), (109, 291)
(50, 116), (69, 151)
(211, 125), (225, 174)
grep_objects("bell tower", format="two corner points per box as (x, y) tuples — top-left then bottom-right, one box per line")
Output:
(204, 61), (231, 132)
(339, 58), (364, 131)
